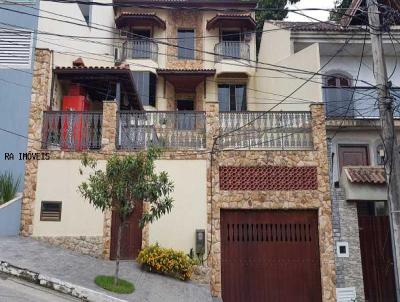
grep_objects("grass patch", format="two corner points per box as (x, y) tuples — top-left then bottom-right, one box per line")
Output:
(94, 275), (135, 294)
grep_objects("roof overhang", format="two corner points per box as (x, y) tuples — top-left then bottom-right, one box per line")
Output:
(206, 14), (256, 30)
(115, 13), (166, 29)
(113, 0), (257, 9)
(54, 66), (143, 110)
(157, 68), (215, 93)
(340, 166), (387, 201)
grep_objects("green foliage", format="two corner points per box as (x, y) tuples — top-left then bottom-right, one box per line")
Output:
(255, 0), (300, 50)
(94, 275), (135, 294)
(137, 244), (197, 281)
(329, 0), (353, 21)
(0, 172), (20, 204)
(78, 147), (174, 227)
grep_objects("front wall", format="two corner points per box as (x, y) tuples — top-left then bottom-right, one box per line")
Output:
(149, 160), (207, 254)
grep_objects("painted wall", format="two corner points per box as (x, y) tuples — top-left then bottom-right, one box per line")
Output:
(0, 194), (22, 236)
(149, 160), (207, 254)
(32, 159), (208, 255)
(0, 2), (39, 187)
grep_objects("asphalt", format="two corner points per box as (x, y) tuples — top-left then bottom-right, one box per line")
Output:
(0, 237), (213, 302)
(0, 275), (80, 302)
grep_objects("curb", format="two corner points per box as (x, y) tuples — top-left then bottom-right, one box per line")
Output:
(0, 260), (128, 302)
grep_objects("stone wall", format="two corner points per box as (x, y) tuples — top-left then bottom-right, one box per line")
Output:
(34, 236), (103, 258)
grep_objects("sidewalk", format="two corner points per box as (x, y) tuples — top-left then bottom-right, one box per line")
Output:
(0, 237), (213, 302)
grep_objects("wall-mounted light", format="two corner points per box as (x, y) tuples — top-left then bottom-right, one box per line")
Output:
(377, 144), (385, 165)
(195, 229), (205, 256)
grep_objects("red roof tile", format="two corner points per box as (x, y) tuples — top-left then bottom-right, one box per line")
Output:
(344, 166), (386, 184)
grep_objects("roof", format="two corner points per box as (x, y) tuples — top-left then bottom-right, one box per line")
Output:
(344, 166), (386, 184)
(271, 21), (365, 32)
(156, 68), (216, 75)
(115, 13), (166, 29)
(206, 14), (256, 30)
(113, 0), (257, 8)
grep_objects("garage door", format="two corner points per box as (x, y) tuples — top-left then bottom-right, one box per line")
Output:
(221, 210), (322, 302)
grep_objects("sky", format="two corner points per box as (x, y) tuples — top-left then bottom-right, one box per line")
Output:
(286, 0), (337, 22)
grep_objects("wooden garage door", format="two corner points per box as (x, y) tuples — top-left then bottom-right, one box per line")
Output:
(221, 210), (322, 302)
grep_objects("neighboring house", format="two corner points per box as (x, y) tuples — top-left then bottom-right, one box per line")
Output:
(0, 0), (39, 187)
(272, 1), (400, 300)
(21, 0), (337, 301)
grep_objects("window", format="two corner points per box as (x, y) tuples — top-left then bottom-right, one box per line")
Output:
(132, 71), (156, 107)
(40, 201), (62, 221)
(0, 29), (32, 67)
(218, 84), (247, 111)
(323, 74), (353, 117)
(78, 0), (92, 26)
(177, 29), (195, 60)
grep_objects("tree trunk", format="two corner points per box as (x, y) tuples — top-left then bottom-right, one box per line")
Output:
(114, 222), (122, 286)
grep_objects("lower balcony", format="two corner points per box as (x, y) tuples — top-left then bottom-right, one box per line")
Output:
(41, 111), (103, 150)
(117, 111), (206, 150)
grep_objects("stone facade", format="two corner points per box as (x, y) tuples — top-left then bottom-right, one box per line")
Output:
(34, 236), (103, 258)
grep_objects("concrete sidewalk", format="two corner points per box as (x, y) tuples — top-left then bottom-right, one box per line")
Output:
(0, 237), (212, 302)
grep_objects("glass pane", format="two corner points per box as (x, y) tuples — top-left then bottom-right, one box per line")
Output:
(235, 85), (247, 111)
(218, 85), (230, 111)
(178, 30), (194, 60)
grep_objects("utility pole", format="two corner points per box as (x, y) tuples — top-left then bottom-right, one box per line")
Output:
(367, 0), (400, 300)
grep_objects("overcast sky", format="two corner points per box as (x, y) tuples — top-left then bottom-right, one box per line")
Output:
(286, 0), (336, 22)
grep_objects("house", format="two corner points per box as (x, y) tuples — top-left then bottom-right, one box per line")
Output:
(0, 0), (39, 185)
(21, 0), (336, 300)
(272, 0), (400, 300)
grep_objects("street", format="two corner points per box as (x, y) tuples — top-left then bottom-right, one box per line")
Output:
(0, 274), (80, 302)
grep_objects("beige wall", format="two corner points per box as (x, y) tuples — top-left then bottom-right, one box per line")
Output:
(33, 159), (207, 254)
(33, 160), (106, 237)
(149, 160), (207, 254)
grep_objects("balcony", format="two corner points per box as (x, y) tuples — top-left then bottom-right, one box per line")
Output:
(117, 111), (206, 150)
(214, 41), (250, 62)
(41, 111), (103, 150)
(323, 87), (400, 119)
(219, 111), (313, 150)
(122, 40), (158, 63)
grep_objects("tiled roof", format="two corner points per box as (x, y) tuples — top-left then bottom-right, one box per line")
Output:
(344, 166), (386, 184)
(271, 21), (365, 32)
(115, 13), (166, 29)
(207, 13), (256, 30)
(157, 68), (216, 73)
(55, 66), (130, 70)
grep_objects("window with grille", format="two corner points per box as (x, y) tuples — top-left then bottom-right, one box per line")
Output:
(0, 29), (33, 67)
(177, 29), (195, 60)
(40, 201), (62, 221)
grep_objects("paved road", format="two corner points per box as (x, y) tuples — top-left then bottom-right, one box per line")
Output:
(0, 275), (80, 302)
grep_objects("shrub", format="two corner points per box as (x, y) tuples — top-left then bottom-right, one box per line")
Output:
(137, 244), (196, 281)
(0, 172), (20, 205)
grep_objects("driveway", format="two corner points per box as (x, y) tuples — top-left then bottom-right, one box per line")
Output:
(0, 237), (212, 302)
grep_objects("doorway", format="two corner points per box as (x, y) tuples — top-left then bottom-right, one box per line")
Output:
(176, 99), (195, 130)
(338, 145), (369, 174)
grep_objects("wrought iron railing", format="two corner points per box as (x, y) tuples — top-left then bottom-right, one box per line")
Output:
(117, 111), (206, 150)
(41, 111), (103, 150)
(214, 41), (250, 62)
(122, 39), (158, 62)
(219, 111), (313, 150)
(323, 87), (400, 118)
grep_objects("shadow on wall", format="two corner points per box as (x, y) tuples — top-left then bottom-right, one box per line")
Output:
(0, 193), (22, 236)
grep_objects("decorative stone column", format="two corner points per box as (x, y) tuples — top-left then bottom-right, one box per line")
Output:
(21, 49), (52, 236)
(205, 100), (219, 150)
(101, 101), (117, 152)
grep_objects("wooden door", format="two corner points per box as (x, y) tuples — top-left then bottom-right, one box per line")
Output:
(358, 203), (396, 302)
(221, 210), (322, 302)
(110, 201), (143, 260)
(338, 145), (369, 173)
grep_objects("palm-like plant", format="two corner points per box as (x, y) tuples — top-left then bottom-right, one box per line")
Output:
(0, 172), (20, 204)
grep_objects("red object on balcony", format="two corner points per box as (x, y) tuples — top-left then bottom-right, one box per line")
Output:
(61, 85), (89, 150)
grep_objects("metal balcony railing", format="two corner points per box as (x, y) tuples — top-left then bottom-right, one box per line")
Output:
(214, 41), (250, 62)
(41, 111), (103, 150)
(323, 87), (400, 118)
(117, 111), (206, 150)
(219, 111), (313, 150)
(122, 39), (158, 62)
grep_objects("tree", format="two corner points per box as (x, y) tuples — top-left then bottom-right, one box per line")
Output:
(255, 0), (300, 48)
(78, 147), (174, 285)
(329, 0), (353, 21)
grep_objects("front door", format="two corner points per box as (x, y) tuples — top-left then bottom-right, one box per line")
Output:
(358, 202), (396, 302)
(176, 99), (194, 130)
(221, 210), (322, 302)
(338, 145), (369, 174)
(110, 201), (143, 260)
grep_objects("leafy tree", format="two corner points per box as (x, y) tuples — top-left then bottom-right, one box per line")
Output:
(79, 147), (174, 285)
(255, 0), (300, 48)
(329, 0), (353, 21)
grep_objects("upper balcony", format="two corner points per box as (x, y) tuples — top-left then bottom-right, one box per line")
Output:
(122, 40), (158, 63)
(215, 41), (250, 62)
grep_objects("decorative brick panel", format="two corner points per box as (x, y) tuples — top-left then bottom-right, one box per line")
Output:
(219, 166), (318, 191)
